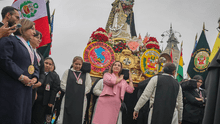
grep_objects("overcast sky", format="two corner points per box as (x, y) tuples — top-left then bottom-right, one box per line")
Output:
(1, 0), (220, 79)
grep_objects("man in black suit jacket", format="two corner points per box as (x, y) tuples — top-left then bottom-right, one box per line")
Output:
(1, 6), (20, 28)
(32, 57), (60, 124)
(0, 6), (20, 38)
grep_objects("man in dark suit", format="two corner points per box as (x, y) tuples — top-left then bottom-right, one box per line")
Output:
(32, 57), (60, 124)
(1, 6), (20, 28)
(0, 6), (19, 38)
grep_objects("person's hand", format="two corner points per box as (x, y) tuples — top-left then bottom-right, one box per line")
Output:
(48, 103), (53, 107)
(118, 74), (124, 82)
(19, 75), (31, 86)
(32, 81), (42, 89)
(119, 74), (124, 80)
(195, 97), (203, 101)
(133, 111), (138, 120)
(0, 22), (17, 38)
(27, 77), (36, 87)
(58, 91), (61, 95)
(116, 75), (124, 84)
(30, 77), (37, 85)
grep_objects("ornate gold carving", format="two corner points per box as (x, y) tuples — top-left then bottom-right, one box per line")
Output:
(115, 49), (146, 83)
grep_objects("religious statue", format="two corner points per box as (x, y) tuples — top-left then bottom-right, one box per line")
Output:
(105, 0), (137, 40)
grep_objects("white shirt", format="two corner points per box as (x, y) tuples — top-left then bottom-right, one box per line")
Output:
(134, 73), (183, 121)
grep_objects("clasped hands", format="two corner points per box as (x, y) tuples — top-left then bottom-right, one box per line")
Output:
(19, 75), (37, 87)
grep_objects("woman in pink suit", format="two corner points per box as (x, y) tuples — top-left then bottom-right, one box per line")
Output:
(92, 61), (134, 124)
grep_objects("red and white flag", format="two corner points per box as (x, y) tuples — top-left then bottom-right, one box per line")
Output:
(12, 0), (51, 47)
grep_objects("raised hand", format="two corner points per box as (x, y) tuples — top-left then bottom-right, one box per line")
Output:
(0, 22), (17, 38)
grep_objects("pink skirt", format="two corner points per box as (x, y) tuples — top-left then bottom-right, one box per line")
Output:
(92, 94), (121, 124)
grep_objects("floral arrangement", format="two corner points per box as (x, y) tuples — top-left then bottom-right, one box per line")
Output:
(145, 37), (160, 49)
(87, 27), (109, 45)
(89, 46), (111, 72)
(127, 41), (140, 52)
(113, 42), (127, 53)
(143, 35), (149, 44)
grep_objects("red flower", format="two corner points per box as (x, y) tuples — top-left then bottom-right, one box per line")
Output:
(96, 27), (106, 32)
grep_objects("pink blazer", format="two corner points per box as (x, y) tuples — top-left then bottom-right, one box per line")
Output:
(100, 73), (134, 101)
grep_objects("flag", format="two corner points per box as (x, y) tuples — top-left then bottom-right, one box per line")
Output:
(191, 34), (198, 56)
(209, 32), (220, 62)
(38, 8), (55, 58)
(37, 43), (51, 58)
(176, 42), (183, 82)
(187, 26), (211, 80)
(12, 0), (51, 48)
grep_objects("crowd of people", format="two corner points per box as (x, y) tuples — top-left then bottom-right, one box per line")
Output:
(0, 5), (218, 124)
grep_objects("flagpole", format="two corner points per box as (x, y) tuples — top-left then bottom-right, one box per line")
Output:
(175, 41), (183, 79)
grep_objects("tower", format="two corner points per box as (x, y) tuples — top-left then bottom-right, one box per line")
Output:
(161, 24), (181, 66)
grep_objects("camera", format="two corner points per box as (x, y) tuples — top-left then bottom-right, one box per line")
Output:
(11, 24), (21, 30)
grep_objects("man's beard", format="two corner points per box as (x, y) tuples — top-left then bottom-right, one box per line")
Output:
(8, 20), (14, 27)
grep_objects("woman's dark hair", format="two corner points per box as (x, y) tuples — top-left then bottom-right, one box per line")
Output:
(72, 56), (83, 64)
(163, 62), (176, 75)
(193, 75), (203, 82)
(70, 56), (83, 69)
(34, 30), (42, 39)
(109, 61), (123, 75)
(44, 57), (55, 66)
(52, 63), (56, 71)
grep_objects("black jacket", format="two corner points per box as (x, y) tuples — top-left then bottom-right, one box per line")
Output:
(202, 49), (220, 124)
(37, 71), (60, 105)
(183, 88), (206, 123)
(32, 51), (45, 104)
(36, 50), (45, 83)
